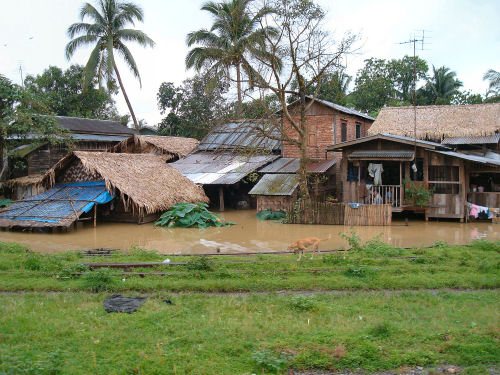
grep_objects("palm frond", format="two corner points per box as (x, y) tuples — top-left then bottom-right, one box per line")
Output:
(116, 29), (155, 47)
(65, 35), (98, 59)
(115, 41), (141, 86)
(80, 2), (106, 24)
(83, 41), (104, 88)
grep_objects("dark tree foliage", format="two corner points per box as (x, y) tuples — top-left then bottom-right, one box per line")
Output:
(24, 65), (121, 120)
(387, 56), (428, 102)
(0, 75), (70, 180)
(226, 94), (281, 119)
(157, 74), (229, 140)
(451, 90), (483, 105)
(418, 65), (463, 105)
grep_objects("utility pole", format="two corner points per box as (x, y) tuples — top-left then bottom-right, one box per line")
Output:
(399, 30), (429, 173)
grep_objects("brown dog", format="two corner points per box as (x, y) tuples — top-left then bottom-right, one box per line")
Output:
(287, 236), (330, 261)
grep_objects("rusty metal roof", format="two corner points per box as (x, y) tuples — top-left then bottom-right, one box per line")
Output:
(348, 151), (415, 160)
(249, 174), (299, 196)
(197, 122), (281, 152)
(260, 158), (337, 173)
(431, 150), (500, 167)
(442, 134), (500, 145)
(171, 152), (279, 185)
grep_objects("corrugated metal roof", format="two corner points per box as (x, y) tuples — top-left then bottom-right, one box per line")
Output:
(70, 133), (130, 142)
(55, 116), (137, 135)
(442, 134), (500, 145)
(260, 158), (337, 173)
(349, 151), (415, 159)
(171, 152), (279, 185)
(249, 174), (299, 196)
(431, 150), (500, 167)
(328, 133), (449, 151)
(197, 121), (281, 152)
(309, 96), (375, 121)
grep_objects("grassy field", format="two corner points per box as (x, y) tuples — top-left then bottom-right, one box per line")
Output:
(0, 237), (499, 374)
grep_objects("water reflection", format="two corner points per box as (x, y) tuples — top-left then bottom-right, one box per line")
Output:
(0, 210), (498, 254)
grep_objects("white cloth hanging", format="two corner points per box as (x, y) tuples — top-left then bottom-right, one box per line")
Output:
(367, 163), (384, 185)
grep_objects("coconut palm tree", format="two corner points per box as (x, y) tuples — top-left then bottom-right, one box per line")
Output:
(65, 0), (155, 130)
(423, 65), (463, 105)
(186, 0), (277, 119)
(483, 69), (500, 98)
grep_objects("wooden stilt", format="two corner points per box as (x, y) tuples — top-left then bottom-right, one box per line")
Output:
(93, 204), (97, 228)
(219, 186), (224, 212)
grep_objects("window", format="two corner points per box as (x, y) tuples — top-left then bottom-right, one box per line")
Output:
(347, 163), (359, 182)
(307, 124), (317, 146)
(341, 123), (347, 142)
(428, 166), (460, 194)
(355, 122), (362, 138)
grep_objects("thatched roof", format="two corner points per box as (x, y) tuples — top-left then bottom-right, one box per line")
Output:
(110, 135), (199, 159)
(45, 151), (208, 215)
(368, 103), (500, 141)
(4, 174), (45, 187)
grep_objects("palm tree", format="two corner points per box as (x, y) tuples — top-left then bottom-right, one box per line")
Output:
(65, 0), (154, 130)
(483, 69), (500, 98)
(185, 0), (277, 119)
(424, 66), (463, 105)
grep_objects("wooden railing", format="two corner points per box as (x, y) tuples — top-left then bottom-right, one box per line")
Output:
(366, 185), (401, 207)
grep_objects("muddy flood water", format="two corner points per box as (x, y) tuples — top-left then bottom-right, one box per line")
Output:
(0, 210), (498, 254)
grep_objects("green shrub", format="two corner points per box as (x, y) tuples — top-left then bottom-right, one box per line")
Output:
(322, 253), (346, 265)
(404, 179), (434, 207)
(344, 265), (371, 278)
(0, 242), (28, 254)
(81, 269), (115, 292)
(23, 253), (42, 271)
(155, 202), (234, 228)
(251, 350), (289, 373)
(363, 238), (401, 257)
(126, 246), (159, 260)
(0, 198), (12, 208)
(288, 295), (317, 312)
(340, 230), (363, 252)
(57, 264), (89, 279)
(256, 209), (286, 221)
(185, 256), (214, 271)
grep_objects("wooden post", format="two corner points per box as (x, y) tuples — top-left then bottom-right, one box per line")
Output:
(218, 186), (224, 212)
(399, 161), (403, 206)
(93, 204), (97, 228)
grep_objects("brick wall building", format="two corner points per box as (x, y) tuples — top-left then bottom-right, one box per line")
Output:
(283, 97), (375, 161)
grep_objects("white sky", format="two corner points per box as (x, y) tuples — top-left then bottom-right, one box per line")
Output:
(1, 0), (499, 127)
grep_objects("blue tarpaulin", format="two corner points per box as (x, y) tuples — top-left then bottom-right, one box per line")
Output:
(0, 181), (113, 224)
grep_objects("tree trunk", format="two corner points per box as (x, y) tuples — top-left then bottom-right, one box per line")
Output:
(113, 64), (139, 131)
(0, 139), (8, 182)
(236, 63), (242, 120)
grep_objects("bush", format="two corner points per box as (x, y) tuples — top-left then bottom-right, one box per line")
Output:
(57, 264), (89, 280)
(363, 238), (401, 257)
(251, 350), (289, 373)
(340, 230), (363, 252)
(0, 242), (28, 254)
(256, 209), (286, 221)
(288, 295), (317, 311)
(23, 253), (42, 271)
(126, 246), (159, 260)
(155, 202), (234, 228)
(185, 256), (214, 271)
(82, 269), (115, 292)
(344, 265), (372, 278)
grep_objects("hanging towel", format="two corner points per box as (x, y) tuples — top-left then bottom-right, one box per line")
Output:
(368, 163), (384, 185)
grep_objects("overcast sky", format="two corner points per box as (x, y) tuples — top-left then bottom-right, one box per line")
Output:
(1, 0), (499, 127)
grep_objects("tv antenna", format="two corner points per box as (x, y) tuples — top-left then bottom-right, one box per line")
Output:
(398, 30), (430, 173)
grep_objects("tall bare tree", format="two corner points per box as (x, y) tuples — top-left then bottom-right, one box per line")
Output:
(242, 0), (356, 199)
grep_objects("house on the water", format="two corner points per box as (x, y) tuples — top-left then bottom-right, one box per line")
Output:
(171, 121), (281, 210)
(249, 97), (375, 211)
(329, 103), (500, 221)
(0, 151), (208, 230)
(9, 116), (136, 178)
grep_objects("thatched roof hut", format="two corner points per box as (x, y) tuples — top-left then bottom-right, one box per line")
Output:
(368, 103), (500, 141)
(109, 134), (199, 160)
(45, 151), (208, 216)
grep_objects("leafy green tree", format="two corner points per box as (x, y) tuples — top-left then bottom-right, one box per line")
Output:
(451, 90), (483, 105)
(186, 0), (277, 119)
(387, 55), (428, 103)
(350, 58), (395, 116)
(157, 74), (229, 139)
(24, 65), (120, 120)
(0, 75), (70, 180)
(419, 66), (462, 105)
(483, 69), (500, 102)
(65, 0), (155, 130)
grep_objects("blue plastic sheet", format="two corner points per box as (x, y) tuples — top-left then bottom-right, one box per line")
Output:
(0, 181), (114, 223)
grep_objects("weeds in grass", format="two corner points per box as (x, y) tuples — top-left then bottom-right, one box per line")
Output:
(344, 265), (369, 278)
(433, 240), (448, 249)
(368, 322), (394, 338)
(81, 269), (114, 292)
(363, 237), (402, 257)
(288, 295), (317, 312)
(126, 246), (160, 261)
(340, 230), (363, 251)
(477, 259), (497, 273)
(251, 350), (289, 373)
(471, 239), (500, 253)
(186, 256), (214, 271)
(23, 253), (42, 271)
(56, 264), (88, 280)
(1, 351), (65, 374)
(0, 242), (27, 254)
(322, 253), (345, 265)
